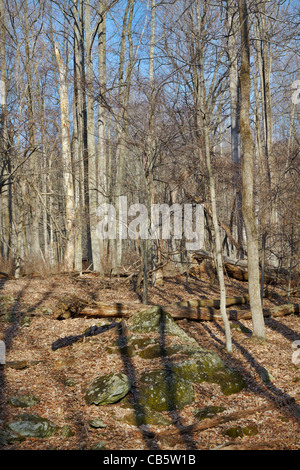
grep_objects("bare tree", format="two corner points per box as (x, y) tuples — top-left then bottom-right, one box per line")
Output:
(238, 0), (266, 340)
(55, 42), (76, 271)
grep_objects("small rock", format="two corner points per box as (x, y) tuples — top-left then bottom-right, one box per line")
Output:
(5, 360), (41, 370)
(63, 378), (77, 387)
(20, 316), (31, 327)
(85, 372), (131, 406)
(8, 395), (40, 408)
(0, 429), (26, 445)
(88, 418), (106, 429)
(61, 425), (75, 438)
(7, 414), (59, 439)
(92, 440), (106, 450)
(224, 425), (259, 438)
(230, 322), (252, 335)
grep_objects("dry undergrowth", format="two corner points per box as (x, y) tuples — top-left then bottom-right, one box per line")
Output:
(0, 272), (299, 451)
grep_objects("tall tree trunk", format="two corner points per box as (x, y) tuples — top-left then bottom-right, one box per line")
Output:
(98, 0), (108, 275)
(85, 0), (101, 272)
(115, 0), (135, 274)
(73, 25), (83, 273)
(0, 0), (10, 261)
(238, 0), (265, 340)
(226, 0), (243, 258)
(78, 0), (93, 269)
(24, 0), (40, 263)
(55, 43), (76, 272)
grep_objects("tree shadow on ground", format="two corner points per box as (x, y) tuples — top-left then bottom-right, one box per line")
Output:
(0, 280), (31, 447)
(0, 279), (61, 448)
(115, 304), (198, 450)
(114, 305), (161, 450)
(194, 320), (300, 424)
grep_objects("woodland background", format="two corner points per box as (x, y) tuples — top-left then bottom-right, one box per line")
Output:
(0, 0), (299, 297)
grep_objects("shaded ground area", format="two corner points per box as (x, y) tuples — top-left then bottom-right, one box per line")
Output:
(0, 272), (299, 450)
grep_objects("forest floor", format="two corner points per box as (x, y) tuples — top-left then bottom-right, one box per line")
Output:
(0, 269), (299, 451)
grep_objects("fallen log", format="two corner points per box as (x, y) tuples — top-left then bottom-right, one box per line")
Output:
(223, 263), (277, 284)
(172, 295), (250, 309)
(235, 303), (300, 320)
(80, 303), (222, 321)
(53, 294), (299, 322)
(162, 303), (300, 321)
(192, 250), (283, 285)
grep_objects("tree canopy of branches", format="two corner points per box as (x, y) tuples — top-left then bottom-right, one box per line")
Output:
(0, 0), (299, 343)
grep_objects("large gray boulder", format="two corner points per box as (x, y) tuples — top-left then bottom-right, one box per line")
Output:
(138, 369), (195, 412)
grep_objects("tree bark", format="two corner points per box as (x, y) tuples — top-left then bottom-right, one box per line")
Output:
(196, 0), (232, 352)
(238, 0), (266, 340)
(52, 296), (299, 322)
(98, 0), (108, 275)
(55, 43), (76, 272)
(85, 0), (101, 272)
(0, 0), (10, 261)
(226, 0), (243, 257)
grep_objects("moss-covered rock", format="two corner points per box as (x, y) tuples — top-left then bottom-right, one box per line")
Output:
(61, 425), (75, 437)
(2, 311), (17, 323)
(106, 335), (136, 357)
(127, 306), (200, 345)
(136, 342), (202, 360)
(85, 372), (131, 406)
(207, 366), (246, 395)
(172, 356), (245, 396)
(223, 425), (259, 438)
(230, 322), (252, 335)
(7, 414), (59, 439)
(138, 369), (194, 411)
(8, 394), (40, 408)
(20, 316), (31, 327)
(0, 428), (26, 445)
(122, 406), (172, 427)
(258, 366), (274, 384)
(119, 396), (171, 426)
(63, 378), (77, 387)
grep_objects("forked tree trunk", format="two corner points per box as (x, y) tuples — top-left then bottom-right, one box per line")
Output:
(238, 0), (265, 340)
(226, 0), (243, 257)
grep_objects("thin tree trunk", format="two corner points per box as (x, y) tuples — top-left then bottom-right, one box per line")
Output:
(73, 25), (83, 273)
(85, 0), (101, 272)
(24, 0), (40, 263)
(115, 0), (135, 274)
(196, 0), (232, 352)
(0, 0), (10, 261)
(98, 0), (108, 275)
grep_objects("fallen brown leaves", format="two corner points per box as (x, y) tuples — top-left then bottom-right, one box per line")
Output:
(0, 272), (299, 451)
